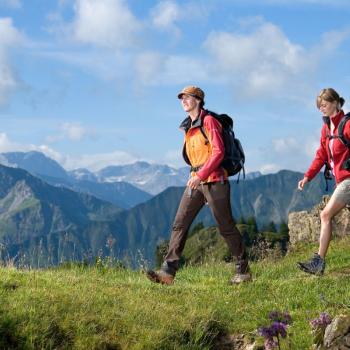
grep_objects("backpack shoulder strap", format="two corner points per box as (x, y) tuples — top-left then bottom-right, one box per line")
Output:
(200, 110), (215, 144)
(337, 113), (350, 147)
(206, 110), (233, 128)
(199, 126), (209, 144)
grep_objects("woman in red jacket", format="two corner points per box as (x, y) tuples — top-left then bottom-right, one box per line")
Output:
(297, 88), (350, 275)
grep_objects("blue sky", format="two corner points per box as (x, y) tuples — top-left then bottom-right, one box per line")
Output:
(0, 0), (350, 174)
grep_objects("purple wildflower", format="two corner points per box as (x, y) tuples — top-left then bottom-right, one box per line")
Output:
(258, 326), (274, 339)
(258, 311), (292, 349)
(271, 322), (288, 338)
(310, 312), (332, 329)
(269, 311), (292, 325)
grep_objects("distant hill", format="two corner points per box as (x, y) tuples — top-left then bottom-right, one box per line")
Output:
(0, 164), (331, 265)
(109, 169), (331, 263)
(0, 164), (124, 265)
(39, 174), (152, 209)
(0, 152), (151, 209)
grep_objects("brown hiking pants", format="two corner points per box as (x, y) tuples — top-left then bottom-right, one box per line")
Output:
(163, 181), (248, 274)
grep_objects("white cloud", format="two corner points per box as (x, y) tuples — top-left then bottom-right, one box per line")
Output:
(151, 1), (181, 37)
(163, 149), (183, 168)
(135, 18), (350, 95)
(310, 28), (350, 62)
(202, 18), (350, 101)
(150, 1), (210, 39)
(62, 150), (139, 171)
(43, 0), (140, 80)
(134, 51), (209, 85)
(203, 19), (307, 98)
(0, 134), (63, 165)
(151, 1), (179, 29)
(255, 134), (320, 174)
(41, 6), (350, 103)
(62, 122), (88, 141)
(0, 17), (22, 46)
(36, 144), (65, 163)
(46, 122), (92, 143)
(71, 0), (141, 49)
(272, 135), (320, 159)
(259, 163), (281, 174)
(304, 134), (320, 158)
(0, 132), (20, 152)
(0, 17), (23, 105)
(272, 137), (300, 153)
(38, 49), (131, 81)
(0, 133), (139, 171)
(0, 0), (21, 9)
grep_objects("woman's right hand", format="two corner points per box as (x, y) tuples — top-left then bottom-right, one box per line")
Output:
(298, 176), (309, 191)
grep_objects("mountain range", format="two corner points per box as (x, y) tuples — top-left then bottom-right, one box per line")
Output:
(0, 152), (152, 209)
(0, 151), (262, 200)
(0, 160), (331, 267)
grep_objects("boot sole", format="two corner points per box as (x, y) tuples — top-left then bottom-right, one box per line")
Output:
(146, 270), (174, 285)
(297, 262), (324, 276)
(230, 274), (252, 284)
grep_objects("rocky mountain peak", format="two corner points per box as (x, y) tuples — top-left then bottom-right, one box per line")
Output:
(0, 180), (36, 218)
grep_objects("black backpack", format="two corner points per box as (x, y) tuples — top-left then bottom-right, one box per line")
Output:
(324, 112), (350, 145)
(180, 110), (245, 179)
(323, 112), (350, 190)
(336, 112), (350, 148)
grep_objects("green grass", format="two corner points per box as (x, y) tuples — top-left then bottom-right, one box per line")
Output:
(1, 238), (350, 349)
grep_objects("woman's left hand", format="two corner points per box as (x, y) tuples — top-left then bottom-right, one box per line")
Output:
(187, 175), (201, 189)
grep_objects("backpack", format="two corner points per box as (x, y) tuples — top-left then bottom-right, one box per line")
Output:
(323, 112), (350, 190)
(336, 112), (350, 148)
(180, 110), (245, 179)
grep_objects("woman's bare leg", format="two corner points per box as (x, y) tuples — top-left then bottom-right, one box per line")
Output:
(318, 196), (346, 258)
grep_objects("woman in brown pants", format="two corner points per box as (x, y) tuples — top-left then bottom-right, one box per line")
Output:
(146, 86), (251, 285)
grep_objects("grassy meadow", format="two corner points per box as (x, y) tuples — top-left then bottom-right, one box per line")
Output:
(1, 237), (350, 349)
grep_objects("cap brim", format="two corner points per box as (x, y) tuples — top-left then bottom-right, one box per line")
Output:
(178, 93), (203, 100)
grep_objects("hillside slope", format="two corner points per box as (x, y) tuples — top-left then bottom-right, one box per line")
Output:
(0, 237), (349, 349)
(0, 164), (124, 265)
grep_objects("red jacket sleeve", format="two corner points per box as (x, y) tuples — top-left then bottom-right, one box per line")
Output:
(304, 125), (328, 181)
(196, 116), (225, 180)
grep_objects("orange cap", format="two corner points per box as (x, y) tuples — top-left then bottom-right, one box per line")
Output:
(177, 86), (205, 101)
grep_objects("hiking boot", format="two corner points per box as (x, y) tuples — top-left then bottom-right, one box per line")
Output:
(230, 271), (252, 284)
(297, 253), (325, 275)
(230, 263), (252, 285)
(146, 269), (174, 285)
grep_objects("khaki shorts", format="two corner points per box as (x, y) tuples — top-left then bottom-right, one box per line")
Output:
(332, 178), (350, 205)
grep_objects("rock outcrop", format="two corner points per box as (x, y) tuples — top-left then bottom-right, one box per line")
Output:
(324, 314), (350, 349)
(288, 196), (350, 246)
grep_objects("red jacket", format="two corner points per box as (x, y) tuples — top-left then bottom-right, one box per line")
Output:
(180, 109), (227, 183)
(305, 110), (350, 184)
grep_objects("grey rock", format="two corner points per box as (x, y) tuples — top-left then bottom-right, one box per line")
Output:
(324, 314), (350, 349)
(288, 196), (350, 246)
